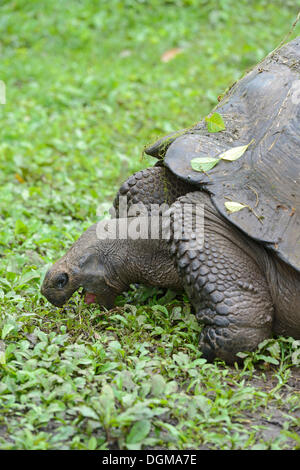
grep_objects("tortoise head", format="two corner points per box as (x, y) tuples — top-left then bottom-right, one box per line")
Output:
(41, 224), (123, 309)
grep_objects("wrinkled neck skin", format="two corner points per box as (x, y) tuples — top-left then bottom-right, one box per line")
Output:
(90, 227), (183, 292)
(121, 237), (182, 290)
(42, 222), (182, 309)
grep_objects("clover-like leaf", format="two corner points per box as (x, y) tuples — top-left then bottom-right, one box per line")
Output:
(219, 140), (254, 161)
(190, 157), (219, 172)
(224, 201), (248, 213)
(1, 324), (16, 340)
(126, 420), (151, 445)
(205, 112), (226, 133)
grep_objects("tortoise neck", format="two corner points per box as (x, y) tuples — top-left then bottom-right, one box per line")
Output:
(120, 237), (182, 291)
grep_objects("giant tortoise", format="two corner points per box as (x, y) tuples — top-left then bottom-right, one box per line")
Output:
(41, 37), (300, 363)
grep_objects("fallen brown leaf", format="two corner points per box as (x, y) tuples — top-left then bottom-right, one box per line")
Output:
(161, 47), (183, 63)
(15, 173), (25, 183)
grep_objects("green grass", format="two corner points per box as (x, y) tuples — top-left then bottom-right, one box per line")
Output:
(0, 0), (299, 450)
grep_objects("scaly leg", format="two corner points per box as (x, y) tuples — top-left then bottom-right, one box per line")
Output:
(113, 166), (191, 217)
(168, 191), (274, 363)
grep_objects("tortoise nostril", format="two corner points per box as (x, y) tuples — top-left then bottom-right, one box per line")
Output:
(56, 273), (69, 289)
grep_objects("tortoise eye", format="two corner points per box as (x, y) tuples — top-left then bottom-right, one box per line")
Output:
(56, 273), (69, 289)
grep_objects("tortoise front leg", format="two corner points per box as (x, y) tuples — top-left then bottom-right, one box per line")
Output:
(169, 191), (274, 364)
(113, 166), (190, 217)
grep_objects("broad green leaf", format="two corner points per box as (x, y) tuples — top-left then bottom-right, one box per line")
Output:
(98, 362), (119, 373)
(99, 384), (115, 426)
(191, 157), (219, 172)
(291, 349), (300, 365)
(126, 443), (142, 450)
(165, 380), (178, 395)
(1, 324), (15, 340)
(0, 351), (5, 365)
(266, 342), (280, 358)
(224, 201), (247, 213)
(77, 405), (99, 420)
(126, 420), (151, 444)
(205, 112), (226, 132)
(236, 352), (249, 359)
(14, 219), (28, 236)
(257, 354), (279, 365)
(0, 341), (5, 365)
(219, 140), (254, 161)
(87, 436), (97, 450)
(151, 374), (166, 397)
